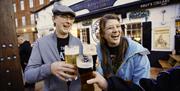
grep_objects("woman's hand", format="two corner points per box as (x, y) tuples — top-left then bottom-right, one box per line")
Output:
(87, 71), (108, 91)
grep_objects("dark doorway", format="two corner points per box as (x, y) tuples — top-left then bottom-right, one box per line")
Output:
(142, 22), (151, 51)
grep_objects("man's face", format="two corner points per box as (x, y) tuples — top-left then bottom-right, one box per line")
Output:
(17, 37), (23, 44)
(53, 14), (75, 36)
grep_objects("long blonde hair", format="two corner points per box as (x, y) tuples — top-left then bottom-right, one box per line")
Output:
(99, 14), (128, 78)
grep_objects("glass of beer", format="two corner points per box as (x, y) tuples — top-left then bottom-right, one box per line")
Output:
(77, 55), (94, 91)
(65, 45), (79, 80)
(77, 44), (97, 91)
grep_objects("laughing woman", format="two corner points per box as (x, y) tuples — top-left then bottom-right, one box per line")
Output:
(95, 14), (150, 88)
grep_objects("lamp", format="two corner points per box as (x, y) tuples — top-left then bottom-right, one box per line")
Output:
(161, 10), (166, 25)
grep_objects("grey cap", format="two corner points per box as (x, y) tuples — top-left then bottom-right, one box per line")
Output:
(52, 2), (75, 17)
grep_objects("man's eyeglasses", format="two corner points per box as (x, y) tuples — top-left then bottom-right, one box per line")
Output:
(59, 15), (75, 20)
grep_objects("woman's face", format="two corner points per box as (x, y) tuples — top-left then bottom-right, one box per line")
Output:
(103, 19), (121, 47)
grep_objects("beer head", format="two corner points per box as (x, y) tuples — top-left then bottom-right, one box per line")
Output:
(83, 44), (97, 56)
(77, 55), (93, 69)
(65, 45), (79, 55)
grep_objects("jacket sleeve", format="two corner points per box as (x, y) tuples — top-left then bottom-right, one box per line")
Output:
(24, 41), (52, 83)
(95, 44), (103, 75)
(132, 54), (150, 85)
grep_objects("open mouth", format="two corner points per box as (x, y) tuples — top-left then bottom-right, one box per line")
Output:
(63, 24), (71, 29)
(111, 34), (120, 40)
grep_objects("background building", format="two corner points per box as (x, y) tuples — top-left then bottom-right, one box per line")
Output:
(32, 0), (180, 67)
(13, 0), (53, 43)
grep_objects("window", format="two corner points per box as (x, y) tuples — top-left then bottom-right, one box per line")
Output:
(15, 18), (18, 27)
(30, 14), (35, 25)
(126, 23), (142, 43)
(39, 0), (44, 5)
(175, 20), (180, 35)
(29, 0), (34, 8)
(81, 28), (90, 44)
(49, 0), (53, 1)
(20, 0), (24, 10)
(13, 3), (16, 12)
(22, 16), (26, 26)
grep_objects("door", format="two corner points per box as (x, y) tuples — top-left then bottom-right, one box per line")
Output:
(0, 0), (24, 91)
(142, 22), (152, 51)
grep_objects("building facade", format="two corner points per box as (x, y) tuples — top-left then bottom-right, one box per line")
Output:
(13, 0), (53, 43)
(33, 0), (180, 67)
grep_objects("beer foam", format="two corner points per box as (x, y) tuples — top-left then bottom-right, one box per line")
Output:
(76, 56), (93, 68)
(83, 44), (97, 55)
(65, 46), (79, 55)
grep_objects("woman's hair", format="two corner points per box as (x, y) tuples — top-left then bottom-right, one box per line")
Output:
(99, 14), (128, 78)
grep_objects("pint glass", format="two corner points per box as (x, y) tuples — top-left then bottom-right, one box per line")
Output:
(77, 55), (94, 91)
(77, 44), (97, 91)
(65, 46), (79, 76)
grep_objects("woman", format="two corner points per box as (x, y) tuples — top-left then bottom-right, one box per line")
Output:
(95, 14), (150, 86)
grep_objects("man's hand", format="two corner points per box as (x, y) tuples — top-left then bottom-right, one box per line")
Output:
(51, 61), (77, 81)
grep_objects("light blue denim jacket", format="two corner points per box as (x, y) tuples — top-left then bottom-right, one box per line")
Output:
(96, 37), (150, 85)
(24, 33), (83, 91)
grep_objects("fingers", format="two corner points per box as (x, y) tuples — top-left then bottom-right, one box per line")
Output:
(87, 71), (98, 84)
(56, 71), (77, 81)
(51, 61), (77, 81)
(87, 78), (96, 84)
(62, 63), (77, 69)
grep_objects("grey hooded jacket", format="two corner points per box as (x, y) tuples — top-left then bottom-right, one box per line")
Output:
(24, 33), (83, 91)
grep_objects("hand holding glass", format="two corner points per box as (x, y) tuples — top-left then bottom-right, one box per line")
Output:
(65, 45), (79, 81)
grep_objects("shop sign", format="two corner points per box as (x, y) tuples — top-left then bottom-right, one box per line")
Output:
(153, 27), (170, 51)
(140, 0), (170, 8)
(70, 0), (117, 12)
(91, 19), (100, 43)
(129, 10), (149, 19)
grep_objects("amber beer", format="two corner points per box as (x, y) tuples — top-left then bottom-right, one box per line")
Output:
(77, 56), (94, 91)
(65, 46), (79, 76)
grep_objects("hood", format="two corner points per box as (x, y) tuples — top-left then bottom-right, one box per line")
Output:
(123, 37), (150, 62)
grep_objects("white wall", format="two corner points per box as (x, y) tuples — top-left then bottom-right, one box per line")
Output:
(36, 5), (54, 37)
(149, 5), (177, 51)
(122, 4), (178, 51)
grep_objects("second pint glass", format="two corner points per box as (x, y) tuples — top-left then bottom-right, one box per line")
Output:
(77, 55), (94, 91)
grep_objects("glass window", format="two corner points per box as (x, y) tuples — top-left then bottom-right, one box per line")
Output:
(29, 0), (33, 8)
(31, 14), (35, 25)
(13, 3), (16, 12)
(15, 18), (18, 27)
(126, 23), (142, 43)
(175, 20), (180, 35)
(39, 0), (44, 5)
(81, 28), (90, 44)
(49, 0), (53, 1)
(20, 0), (24, 10)
(22, 16), (26, 26)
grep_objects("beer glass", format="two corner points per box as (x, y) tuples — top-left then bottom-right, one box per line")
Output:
(64, 45), (79, 80)
(77, 55), (94, 91)
(77, 44), (97, 91)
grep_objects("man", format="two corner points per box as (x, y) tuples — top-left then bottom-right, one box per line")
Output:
(24, 2), (83, 91)
(18, 36), (32, 72)
(18, 36), (35, 89)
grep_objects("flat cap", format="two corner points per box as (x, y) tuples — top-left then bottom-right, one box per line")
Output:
(52, 2), (75, 17)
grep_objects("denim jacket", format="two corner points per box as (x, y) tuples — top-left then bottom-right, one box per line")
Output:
(96, 37), (150, 85)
